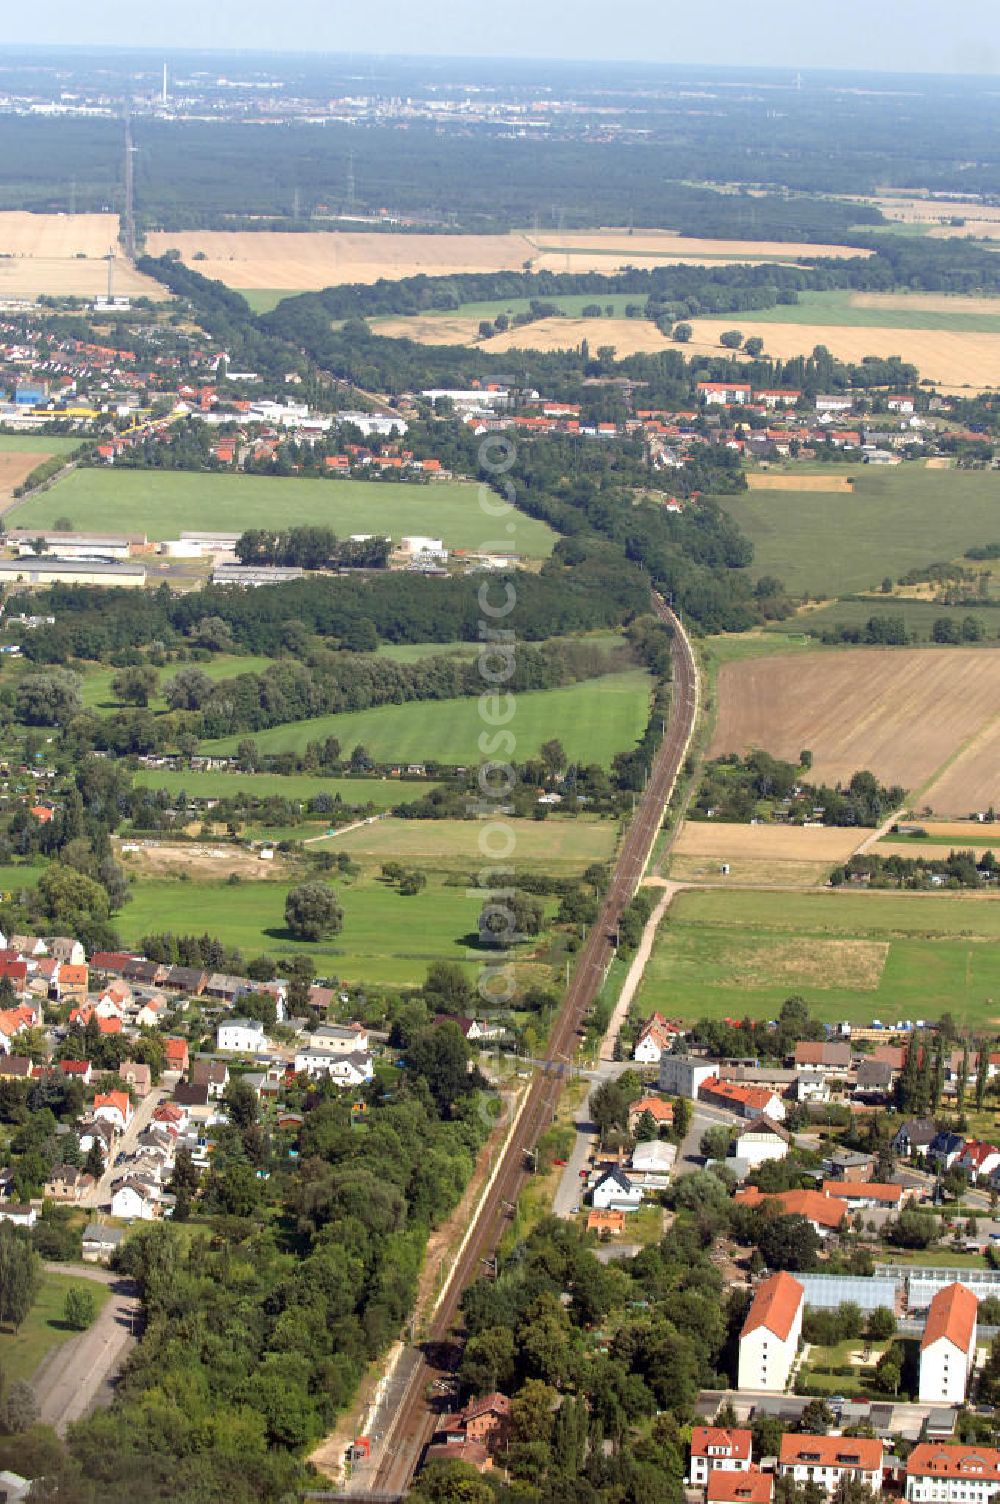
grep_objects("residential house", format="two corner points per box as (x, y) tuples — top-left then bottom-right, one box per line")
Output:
(697, 381), (751, 405)
(164, 965), (208, 996)
(0, 1005), (33, 1052)
(43, 1165), (95, 1202)
(728, 1117), (791, 1168)
(45, 936), (85, 965)
(0, 1205), (37, 1228)
(123, 959), (167, 988)
(55, 963), (88, 1002)
(737, 1270), (805, 1392)
(708, 1475), (773, 1504)
(82, 1222), (125, 1263)
(78, 1118), (115, 1165)
(192, 1060), (230, 1099)
(659, 1055), (718, 1099)
(793, 1041), (852, 1075)
(217, 1018), (266, 1053)
(627, 1096), (674, 1134)
(855, 1061), (894, 1096)
(905, 1445), (1000, 1504)
(93, 1090), (133, 1133)
(434, 1014), (505, 1043)
(689, 1427), (752, 1487)
(59, 1059), (93, 1086)
(294, 1044), (373, 1084)
(633, 1012), (678, 1064)
(119, 1061), (152, 1098)
(873, 1044), (908, 1073)
(111, 1178), (159, 1221)
(630, 1139), (676, 1177)
(700, 1077), (786, 1122)
(0, 1055), (31, 1080)
(929, 1132), (966, 1172)
(822, 1149), (876, 1182)
(309, 1023), (371, 1055)
(446, 1393), (510, 1448)
(736, 1187), (847, 1237)
(894, 1118), (937, 1158)
(957, 1141), (1000, 1183)
(163, 1037), (189, 1074)
(778, 1436), (883, 1494)
(820, 1181), (907, 1211)
(591, 1168), (643, 1212)
(919, 1283), (978, 1405)
(173, 1082), (211, 1122)
(136, 996), (170, 1029)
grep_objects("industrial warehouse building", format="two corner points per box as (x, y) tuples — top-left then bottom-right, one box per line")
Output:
(0, 558), (147, 588)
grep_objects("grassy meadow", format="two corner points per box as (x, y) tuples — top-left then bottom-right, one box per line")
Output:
(0, 433), (83, 456)
(779, 597), (1000, 642)
(202, 669), (653, 766)
(637, 887), (1000, 1027)
(10, 469), (558, 556)
(312, 814), (618, 870)
(732, 288), (1000, 333)
(131, 768), (438, 807)
(719, 467), (1000, 596)
(0, 1272), (111, 1384)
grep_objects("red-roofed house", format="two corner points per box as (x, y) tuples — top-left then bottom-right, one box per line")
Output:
(627, 1096), (675, 1133)
(957, 1141), (1000, 1183)
(708, 1473), (773, 1504)
(93, 1090), (133, 1132)
(779, 1435), (882, 1493)
(689, 1428), (752, 1487)
(59, 1059), (93, 1085)
(738, 1271), (804, 1391)
(919, 1282), (978, 1404)
(164, 1037), (189, 1074)
(0, 1004), (33, 1051)
(633, 1013), (680, 1065)
(700, 1077), (786, 1122)
(906, 1444), (1000, 1504)
(735, 1186), (848, 1235)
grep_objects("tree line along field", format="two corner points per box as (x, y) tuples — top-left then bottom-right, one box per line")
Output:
(202, 668), (654, 767)
(718, 468), (1000, 597)
(9, 469), (559, 557)
(131, 768), (439, 807)
(637, 887), (1000, 1027)
(777, 598), (1000, 644)
(79, 654), (277, 713)
(708, 646), (1000, 808)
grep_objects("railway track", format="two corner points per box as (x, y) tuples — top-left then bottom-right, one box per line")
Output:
(356, 596), (699, 1496)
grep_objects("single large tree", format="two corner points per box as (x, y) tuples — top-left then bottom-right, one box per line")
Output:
(284, 882), (343, 942)
(0, 1223), (40, 1332)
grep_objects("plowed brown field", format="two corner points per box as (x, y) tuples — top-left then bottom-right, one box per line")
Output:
(710, 648), (1000, 809)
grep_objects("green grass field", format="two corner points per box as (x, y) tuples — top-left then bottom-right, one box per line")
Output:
(118, 872), (546, 985)
(0, 1273), (111, 1384)
(80, 654), (277, 712)
(719, 468), (1000, 596)
(314, 814), (618, 870)
(10, 470), (558, 556)
(203, 669), (653, 766)
(775, 597), (1000, 642)
(241, 290), (296, 314)
(0, 433), (83, 456)
(732, 288), (1000, 333)
(637, 887), (1000, 1027)
(0, 861), (42, 894)
(131, 769), (438, 807)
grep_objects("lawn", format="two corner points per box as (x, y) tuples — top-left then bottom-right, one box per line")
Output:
(9, 470), (558, 557)
(0, 1272), (111, 1384)
(735, 288), (1000, 333)
(719, 468), (1000, 596)
(778, 597), (1000, 643)
(131, 769), (439, 807)
(314, 814), (618, 870)
(636, 887), (1000, 1027)
(241, 290), (296, 314)
(0, 434), (83, 455)
(202, 669), (654, 767)
(116, 871), (553, 986)
(0, 861), (42, 895)
(80, 654), (277, 712)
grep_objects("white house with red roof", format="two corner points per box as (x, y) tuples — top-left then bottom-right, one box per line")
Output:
(697, 381), (751, 406)
(689, 1427), (752, 1487)
(93, 1090), (133, 1133)
(633, 1012), (679, 1065)
(906, 1445), (1000, 1504)
(919, 1282), (978, 1404)
(779, 1435), (883, 1494)
(738, 1271), (804, 1392)
(957, 1141), (1000, 1183)
(707, 1474), (773, 1504)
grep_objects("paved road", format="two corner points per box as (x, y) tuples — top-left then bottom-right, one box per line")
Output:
(82, 1086), (169, 1209)
(33, 1266), (141, 1435)
(354, 598), (700, 1496)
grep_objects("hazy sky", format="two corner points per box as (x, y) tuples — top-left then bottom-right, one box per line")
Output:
(5, 0), (999, 75)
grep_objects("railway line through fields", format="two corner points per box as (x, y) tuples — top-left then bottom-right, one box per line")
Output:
(345, 595), (700, 1498)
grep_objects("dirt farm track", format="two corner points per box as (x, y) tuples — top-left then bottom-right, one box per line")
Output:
(709, 647), (1000, 816)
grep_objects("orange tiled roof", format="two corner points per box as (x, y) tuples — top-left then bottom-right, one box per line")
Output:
(740, 1270), (804, 1341)
(922, 1282), (978, 1353)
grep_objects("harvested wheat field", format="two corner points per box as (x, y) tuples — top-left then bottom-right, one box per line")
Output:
(851, 291), (1000, 316)
(868, 195), (1000, 224)
(0, 213), (164, 299)
(144, 228), (870, 292)
(922, 717), (1000, 817)
(747, 474), (854, 493)
(710, 647), (1000, 798)
(671, 821), (866, 888)
(684, 319), (1000, 391)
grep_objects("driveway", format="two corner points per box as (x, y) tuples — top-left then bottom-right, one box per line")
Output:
(33, 1264), (141, 1434)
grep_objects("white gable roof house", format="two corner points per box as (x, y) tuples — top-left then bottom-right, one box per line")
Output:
(591, 1167), (643, 1212)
